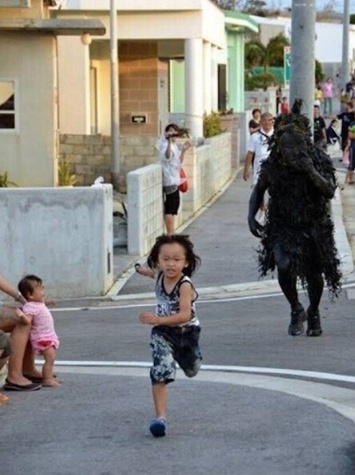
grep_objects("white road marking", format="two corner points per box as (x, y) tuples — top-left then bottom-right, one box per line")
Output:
(51, 281), (355, 313)
(51, 360), (355, 384)
(50, 363), (355, 425)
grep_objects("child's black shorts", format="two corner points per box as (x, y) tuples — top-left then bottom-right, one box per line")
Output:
(149, 325), (202, 384)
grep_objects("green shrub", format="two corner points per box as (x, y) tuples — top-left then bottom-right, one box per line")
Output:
(203, 112), (224, 138)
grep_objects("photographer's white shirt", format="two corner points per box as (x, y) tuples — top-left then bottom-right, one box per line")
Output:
(155, 137), (181, 187)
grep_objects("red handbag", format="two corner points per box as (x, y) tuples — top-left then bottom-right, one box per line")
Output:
(179, 168), (188, 193)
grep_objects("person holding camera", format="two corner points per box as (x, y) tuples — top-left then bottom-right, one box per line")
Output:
(155, 123), (191, 234)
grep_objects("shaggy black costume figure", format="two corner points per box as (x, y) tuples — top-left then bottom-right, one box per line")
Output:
(248, 103), (341, 337)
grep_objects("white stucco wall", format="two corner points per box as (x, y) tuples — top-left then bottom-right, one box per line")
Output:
(0, 185), (113, 298)
(57, 36), (91, 135)
(58, 39), (111, 135)
(60, 0), (225, 48)
(0, 34), (57, 186)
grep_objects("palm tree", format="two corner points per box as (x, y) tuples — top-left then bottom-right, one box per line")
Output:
(245, 33), (290, 73)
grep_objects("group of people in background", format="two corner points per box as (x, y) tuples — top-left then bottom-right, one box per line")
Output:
(275, 77), (355, 186)
(315, 76), (355, 185)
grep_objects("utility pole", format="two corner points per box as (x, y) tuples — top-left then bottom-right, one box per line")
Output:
(342, 0), (351, 89)
(110, 0), (120, 190)
(289, 0), (316, 125)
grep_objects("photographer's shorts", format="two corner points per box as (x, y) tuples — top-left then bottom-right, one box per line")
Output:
(0, 330), (12, 359)
(163, 188), (180, 215)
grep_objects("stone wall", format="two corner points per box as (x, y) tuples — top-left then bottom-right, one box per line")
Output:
(59, 134), (157, 187)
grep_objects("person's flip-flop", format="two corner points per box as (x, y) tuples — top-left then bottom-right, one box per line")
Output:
(149, 418), (166, 437)
(3, 379), (41, 391)
(23, 374), (57, 383)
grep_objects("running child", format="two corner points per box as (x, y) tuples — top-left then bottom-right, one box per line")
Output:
(18, 275), (60, 388)
(136, 234), (202, 437)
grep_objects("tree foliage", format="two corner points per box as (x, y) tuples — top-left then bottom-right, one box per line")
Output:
(210, 0), (267, 14)
(242, 0), (268, 16)
(315, 59), (325, 84)
(245, 33), (290, 72)
(316, 1), (338, 21)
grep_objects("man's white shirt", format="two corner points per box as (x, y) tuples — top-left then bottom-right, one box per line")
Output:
(247, 128), (274, 184)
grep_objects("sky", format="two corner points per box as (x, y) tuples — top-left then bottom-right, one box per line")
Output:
(266, 0), (346, 12)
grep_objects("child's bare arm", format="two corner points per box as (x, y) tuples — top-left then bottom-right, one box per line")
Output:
(135, 263), (155, 279)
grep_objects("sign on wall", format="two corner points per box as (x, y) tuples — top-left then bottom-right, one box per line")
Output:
(284, 46), (291, 85)
(131, 115), (147, 124)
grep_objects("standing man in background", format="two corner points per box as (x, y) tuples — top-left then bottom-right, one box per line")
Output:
(243, 112), (274, 186)
(337, 101), (355, 153)
(313, 105), (327, 149)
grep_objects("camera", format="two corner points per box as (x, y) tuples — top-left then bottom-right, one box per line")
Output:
(166, 132), (180, 139)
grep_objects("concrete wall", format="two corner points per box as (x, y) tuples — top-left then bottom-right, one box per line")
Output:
(127, 164), (164, 255)
(126, 132), (232, 255)
(0, 34), (57, 187)
(0, 186), (113, 298)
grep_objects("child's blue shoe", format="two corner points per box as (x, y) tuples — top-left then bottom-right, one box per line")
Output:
(149, 418), (166, 437)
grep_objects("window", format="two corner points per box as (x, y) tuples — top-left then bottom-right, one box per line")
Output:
(218, 64), (227, 111)
(90, 67), (98, 135)
(0, 0), (30, 6)
(0, 80), (16, 130)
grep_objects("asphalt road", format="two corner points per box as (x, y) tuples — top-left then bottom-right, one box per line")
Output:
(2, 286), (355, 475)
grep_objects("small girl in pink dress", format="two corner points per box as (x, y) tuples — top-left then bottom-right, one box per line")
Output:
(18, 275), (60, 388)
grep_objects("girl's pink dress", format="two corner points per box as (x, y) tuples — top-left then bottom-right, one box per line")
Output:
(23, 302), (60, 354)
